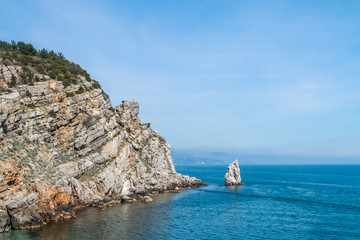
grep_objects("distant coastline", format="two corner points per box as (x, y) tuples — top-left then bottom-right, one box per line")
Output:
(172, 150), (360, 165)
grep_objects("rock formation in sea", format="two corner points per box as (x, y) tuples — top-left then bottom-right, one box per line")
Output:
(225, 159), (243, 185)
(0, 41), (206, 232)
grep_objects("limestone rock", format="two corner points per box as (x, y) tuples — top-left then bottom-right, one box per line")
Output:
(0, 51), (207, 232)
(142, 196), (154, 203)
(225, 159), (243, 186)
(6, 193), (39, 216)
(6, 193), (43, 229)
(0, 210), (10, 233)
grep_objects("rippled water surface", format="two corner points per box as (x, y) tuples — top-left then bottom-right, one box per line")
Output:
(1, 165), (360, 239)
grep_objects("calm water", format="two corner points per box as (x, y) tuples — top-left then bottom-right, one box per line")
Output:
(1, 165), (360, 239)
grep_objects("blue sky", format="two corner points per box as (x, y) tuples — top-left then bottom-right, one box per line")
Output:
(1, 0), (359, 158)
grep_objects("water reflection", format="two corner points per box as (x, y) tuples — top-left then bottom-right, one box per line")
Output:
(0, 193), (178, 240)
(2, 165), (359, 240)
(225, 185), (244, 192)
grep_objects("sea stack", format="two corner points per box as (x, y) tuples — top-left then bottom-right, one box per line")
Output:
(225, 159), (243, 185)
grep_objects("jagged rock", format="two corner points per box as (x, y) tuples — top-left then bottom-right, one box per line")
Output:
(142, 196), (154, 203)
(225, 159), (243, 186)
(0, 210), (10, 232)
(6, 193), (39, 215)
(6, 193), (43, 229)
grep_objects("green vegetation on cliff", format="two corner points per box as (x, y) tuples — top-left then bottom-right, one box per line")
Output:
(0, 40), (100, 88)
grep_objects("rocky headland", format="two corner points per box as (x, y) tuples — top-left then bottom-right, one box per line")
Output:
(0, 41), (206, 232)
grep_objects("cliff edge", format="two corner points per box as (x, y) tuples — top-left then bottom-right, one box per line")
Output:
(0, 41), (206, 232)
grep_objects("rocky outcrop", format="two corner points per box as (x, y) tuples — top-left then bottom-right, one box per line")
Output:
(0, 52), (206, 232)
(6, 193), (43, 229)
(225, 159), (243, 186)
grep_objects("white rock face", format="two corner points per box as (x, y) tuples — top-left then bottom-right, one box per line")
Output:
(225, 159), (242, 185)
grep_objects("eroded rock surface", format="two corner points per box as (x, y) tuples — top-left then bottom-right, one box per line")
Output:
(225, 159), (243, 186)
(0, 210), (10, 232)
(0, 56), (206, 232)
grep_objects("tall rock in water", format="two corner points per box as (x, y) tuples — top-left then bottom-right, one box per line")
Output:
(225, 159), (243, 185)
(0, 43), (206, 232)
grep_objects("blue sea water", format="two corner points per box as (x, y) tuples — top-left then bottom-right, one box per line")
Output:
(1, 165), (359, 240)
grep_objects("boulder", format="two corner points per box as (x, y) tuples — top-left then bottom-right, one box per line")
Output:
(141, 196), (154, 203)
(225, 159), (243, 186)
(121, 196), (134, 203)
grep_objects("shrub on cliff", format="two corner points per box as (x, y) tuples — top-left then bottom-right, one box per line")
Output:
(48, 110), (56, 118)
(9, 75), (17, 88)
(76, 86), (85, 94)
(92, 81), (101, 89)
(21, 67), (34, 85)
(16, 41), (37, 56)
(66, 92), (75, 97)
(62, 78), (71, 88)
(0, 40), (95, 87)
(36, 65), (45, 74)
(0, 41), (12, 51)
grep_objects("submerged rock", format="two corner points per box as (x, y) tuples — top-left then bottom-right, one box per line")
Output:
(225, 159), (244, 186)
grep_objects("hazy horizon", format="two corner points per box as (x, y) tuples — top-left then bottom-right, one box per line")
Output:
(1, 0), (359, 160)
(171, 148), (360, 165)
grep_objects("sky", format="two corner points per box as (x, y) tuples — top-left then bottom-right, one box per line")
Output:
(0, 0), (359, 159)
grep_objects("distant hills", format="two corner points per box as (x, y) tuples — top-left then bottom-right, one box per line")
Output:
(172, 149), (360, 165)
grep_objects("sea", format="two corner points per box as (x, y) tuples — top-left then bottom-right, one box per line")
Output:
(1, 165), (359, 240)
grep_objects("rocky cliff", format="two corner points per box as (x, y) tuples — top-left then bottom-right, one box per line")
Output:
(0, 43), (205, 232)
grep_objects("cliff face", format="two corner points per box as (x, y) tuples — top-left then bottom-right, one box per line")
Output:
(0, 55), (204, 231)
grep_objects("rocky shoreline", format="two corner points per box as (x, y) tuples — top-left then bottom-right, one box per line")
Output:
(2, 181), (207, 232)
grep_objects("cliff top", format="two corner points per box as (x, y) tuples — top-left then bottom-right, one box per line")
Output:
(0, 40), (100, 93)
